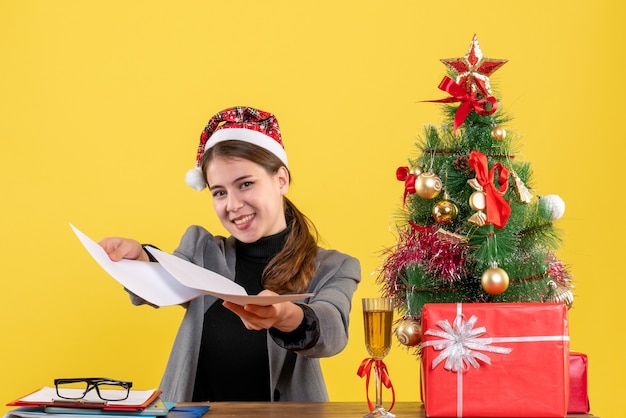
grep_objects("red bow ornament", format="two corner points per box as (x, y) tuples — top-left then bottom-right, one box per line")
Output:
(427, 76), (498, 135)
(396, 166), (418, 205)
(467, 150), (511, 229)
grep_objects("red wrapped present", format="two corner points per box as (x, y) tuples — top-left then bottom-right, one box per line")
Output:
(568, 352), (590, 414)
(420, 303), (570, 417)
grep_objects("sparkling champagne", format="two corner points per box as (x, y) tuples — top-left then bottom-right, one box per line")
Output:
(363, 308), (393, 359)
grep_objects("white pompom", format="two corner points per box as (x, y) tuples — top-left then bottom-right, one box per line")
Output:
(540, 194), (566, 220)
(185, 167), (207, 191)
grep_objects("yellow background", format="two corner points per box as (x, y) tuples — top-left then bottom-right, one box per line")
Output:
(1, 1), (623, 417)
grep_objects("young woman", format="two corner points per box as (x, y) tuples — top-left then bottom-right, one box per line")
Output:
(99, 106), (361, 403)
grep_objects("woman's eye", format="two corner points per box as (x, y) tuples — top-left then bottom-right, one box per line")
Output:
(241, 181), (253, 189)
(212, 190), (226, 198)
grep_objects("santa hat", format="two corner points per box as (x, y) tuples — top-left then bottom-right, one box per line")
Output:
(185, 106), (287, 191)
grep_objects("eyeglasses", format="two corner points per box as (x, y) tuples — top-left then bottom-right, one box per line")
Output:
(54, 378), (133, 402)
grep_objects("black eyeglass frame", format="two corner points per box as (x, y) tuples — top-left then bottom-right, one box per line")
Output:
(54, 378), (133, 401)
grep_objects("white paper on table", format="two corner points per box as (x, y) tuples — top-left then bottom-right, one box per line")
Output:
(70, 224), (313, 307)
(16, 387), (157, 407)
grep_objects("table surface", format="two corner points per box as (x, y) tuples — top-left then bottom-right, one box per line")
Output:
(184, 401), (597, 417)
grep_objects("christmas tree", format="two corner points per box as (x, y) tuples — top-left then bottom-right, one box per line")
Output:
(380, 35), (574, 349)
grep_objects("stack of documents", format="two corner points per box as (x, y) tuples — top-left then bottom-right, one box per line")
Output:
(4, 387), (209, 418)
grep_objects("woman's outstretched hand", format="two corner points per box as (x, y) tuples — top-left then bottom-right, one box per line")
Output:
(99, 237), (149, 262)
(223, 289), (305, 332)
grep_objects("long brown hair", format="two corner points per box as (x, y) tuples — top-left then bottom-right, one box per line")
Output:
(201, 140), (318, 293)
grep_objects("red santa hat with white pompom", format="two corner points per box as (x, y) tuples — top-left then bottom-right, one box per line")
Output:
(185, 106), (287, 191)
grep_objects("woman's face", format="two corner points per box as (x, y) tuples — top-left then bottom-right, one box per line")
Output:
(206, 156), (289, 243)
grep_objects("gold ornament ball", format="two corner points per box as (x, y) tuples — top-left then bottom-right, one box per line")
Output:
(395, 318), (422, 347)
(432, 200), (459, 224)
(490, 126), (507, 141)
(481, 267), (510, 295)
(414, 172), (443, 199)
(548, 280), (574, 310)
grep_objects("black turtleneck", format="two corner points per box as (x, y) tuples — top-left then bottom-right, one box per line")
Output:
(192, 228), (289, 402)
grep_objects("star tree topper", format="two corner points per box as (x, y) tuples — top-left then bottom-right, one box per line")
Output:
(441, 35), (507, 96)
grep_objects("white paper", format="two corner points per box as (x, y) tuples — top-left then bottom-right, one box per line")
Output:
(70, 224), (203, 306)
(4, 411), (141, 418)
(70, 224), (313, 307)
(16, 387), (156, 407)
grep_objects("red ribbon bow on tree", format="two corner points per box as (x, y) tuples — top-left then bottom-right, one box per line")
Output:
(468, 150), (511, 229)
(428, 76), (498, 135)
(396, 166), (417, 205)
(357, 358), (395, 412)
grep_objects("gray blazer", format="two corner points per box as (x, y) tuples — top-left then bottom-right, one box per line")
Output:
(132, 225), (361, 402)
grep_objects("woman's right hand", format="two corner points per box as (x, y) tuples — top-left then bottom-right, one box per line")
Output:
(98, 237), (149, 262)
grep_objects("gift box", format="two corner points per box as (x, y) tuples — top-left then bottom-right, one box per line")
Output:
(420, 303), (570, 417)
(568, 352), (590, 414)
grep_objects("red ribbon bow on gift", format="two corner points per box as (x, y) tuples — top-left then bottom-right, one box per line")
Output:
(468, 150), (511, 229)
(427, 76), (498, 135)
(396, 166), (417, 205)
(357, 358), (395, 412)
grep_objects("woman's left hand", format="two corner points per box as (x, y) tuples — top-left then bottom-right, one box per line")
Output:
(223, 289), (304, 332)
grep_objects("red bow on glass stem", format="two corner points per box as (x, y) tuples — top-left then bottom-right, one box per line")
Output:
(468, 150), (511, 229)
(427, 76), (498, 135)
(357, 358), (395, 412)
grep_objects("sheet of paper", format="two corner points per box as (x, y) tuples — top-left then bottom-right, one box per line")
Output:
(70, 224), (203, 307)
(70, 224), (313, 306)
(145, 247), (246, 296)
(17, 387), (156, 407)
(144, 246), (314, 305)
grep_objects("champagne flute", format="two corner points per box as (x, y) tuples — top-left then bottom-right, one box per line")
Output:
(362, 297), (395, 418)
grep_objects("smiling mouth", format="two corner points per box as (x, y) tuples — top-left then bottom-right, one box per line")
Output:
(233, 214), (255, 225)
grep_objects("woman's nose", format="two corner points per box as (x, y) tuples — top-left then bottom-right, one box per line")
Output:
(226, 193), (243, 212)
